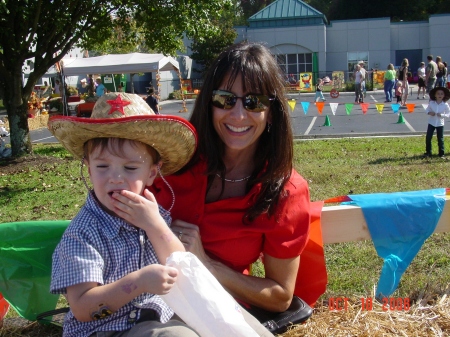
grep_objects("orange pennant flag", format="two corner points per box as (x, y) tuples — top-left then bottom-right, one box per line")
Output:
(316, 102), (325, 114)
(360, 103), (369, 114)
(406, 103), (415, 113)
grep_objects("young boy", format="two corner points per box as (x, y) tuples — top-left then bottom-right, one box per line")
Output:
(314, 78), (326, 103)
(423, 87), (450, 158)
(395, 80), (403, 104)
(48, 93), (199, 337)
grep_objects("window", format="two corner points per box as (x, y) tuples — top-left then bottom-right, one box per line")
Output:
(347, 52), (369, 81)
(348, 52), (368, 72)
(276, 53), (313, 83)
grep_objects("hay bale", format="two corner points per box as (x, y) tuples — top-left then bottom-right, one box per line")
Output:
(281, 293), (450, 336)
(3, 114), (50, 132)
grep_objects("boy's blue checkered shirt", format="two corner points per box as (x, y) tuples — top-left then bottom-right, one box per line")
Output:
(50, 191), (174, 337)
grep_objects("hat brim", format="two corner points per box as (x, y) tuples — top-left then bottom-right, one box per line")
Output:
(429, 87), (450, 102)
(48, 115), (197, 176)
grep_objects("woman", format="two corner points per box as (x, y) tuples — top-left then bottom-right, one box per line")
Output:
(383, 64), (396, 102)
(398, 58), (409, 106)
(435, 56), (447, 88)
(151, 42), (313, 319)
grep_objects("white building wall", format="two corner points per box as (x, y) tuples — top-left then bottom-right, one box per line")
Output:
(245, 24), (327, 72)
(428, 14), (450, 63)
(326, 18), (391, 72)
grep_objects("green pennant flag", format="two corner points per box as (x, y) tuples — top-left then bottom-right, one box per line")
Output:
(345, 103), (354, 115)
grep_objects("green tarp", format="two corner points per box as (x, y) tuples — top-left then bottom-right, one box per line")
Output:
(0, 221), (70, 321)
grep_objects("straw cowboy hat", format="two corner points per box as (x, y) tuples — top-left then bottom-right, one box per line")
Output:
(429, 87), (450, 102)
(48, 93), (197, 175)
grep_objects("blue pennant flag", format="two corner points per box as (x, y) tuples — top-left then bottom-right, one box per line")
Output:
(346, 189), (446, 298)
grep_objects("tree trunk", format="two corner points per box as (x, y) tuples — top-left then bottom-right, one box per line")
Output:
(4, 69), (33, 157)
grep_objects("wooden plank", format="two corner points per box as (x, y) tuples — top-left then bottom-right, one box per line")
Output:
(321, 198), (450, 244)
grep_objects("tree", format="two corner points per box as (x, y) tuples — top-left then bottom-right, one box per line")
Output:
(190, 7), (238, 78)
(0, 0), (231, 157)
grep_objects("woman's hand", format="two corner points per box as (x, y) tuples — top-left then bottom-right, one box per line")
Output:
(170, 219), (211, 264)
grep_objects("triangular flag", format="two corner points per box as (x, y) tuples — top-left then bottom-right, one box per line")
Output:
(329, 103), (339, 115)
(349, 189), (445, 298)
(345, 103), (353, 115)
(360, 103), (369, 114)
(422, 104), (428, 110)
(391, 103), (400, 113)
(301, 101), (310, 115)
(287, 99), (296, 112)
(375, 103), (384, 114)
(316, 102), (325, 114)
(406, 103), (415, 113)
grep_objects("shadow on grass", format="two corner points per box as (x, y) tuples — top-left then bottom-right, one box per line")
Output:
(368, 155), (444, 165)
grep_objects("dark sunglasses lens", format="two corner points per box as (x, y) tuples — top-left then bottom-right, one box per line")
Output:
(244, 95), (266, 111)
(211, 92), (237, 109)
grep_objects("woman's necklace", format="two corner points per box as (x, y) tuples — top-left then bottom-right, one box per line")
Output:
(216, 173), (251, 183)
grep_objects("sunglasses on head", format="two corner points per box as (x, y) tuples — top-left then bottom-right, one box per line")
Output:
(211, 90), (274, 112)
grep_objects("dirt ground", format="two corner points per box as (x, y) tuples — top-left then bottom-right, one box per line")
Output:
(0, 154), (64, 175)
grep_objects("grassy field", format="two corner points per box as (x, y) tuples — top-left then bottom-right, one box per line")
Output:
(1, 137), (449, 336)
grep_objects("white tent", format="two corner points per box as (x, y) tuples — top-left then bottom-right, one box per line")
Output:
(60, 53), (179, 75)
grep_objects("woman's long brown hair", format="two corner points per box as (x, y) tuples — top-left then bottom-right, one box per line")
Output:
(184, 41), (294, 223)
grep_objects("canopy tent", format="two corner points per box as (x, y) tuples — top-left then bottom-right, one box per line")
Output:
(60, 53), (179, 76)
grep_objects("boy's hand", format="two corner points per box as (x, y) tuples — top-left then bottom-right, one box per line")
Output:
(139, 264), (178, 295)
(429, 111), (436, 116)
(111, 189), (164, 230)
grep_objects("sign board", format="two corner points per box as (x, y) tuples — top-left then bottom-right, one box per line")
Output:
(103, 76), (113, 84)
(330, 89), (339, 98)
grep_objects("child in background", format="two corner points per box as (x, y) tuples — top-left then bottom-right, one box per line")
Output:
(423, 87), (450, 158)
(395, 80), (403, 104)
(48, 93), (199, 337)
(314, 78), (326, 103)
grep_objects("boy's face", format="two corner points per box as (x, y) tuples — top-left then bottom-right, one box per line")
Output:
(86, 140), (158, 216)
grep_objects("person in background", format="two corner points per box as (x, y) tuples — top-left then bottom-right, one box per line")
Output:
(118, 82), (124, 92)
(49, 93), (200, 337)
(150, 41), (314, 330)
(395, 80), (403, 104)
(417, 62), (426, 99)
(41, 81), (52, 98)
(398, 58), (409, 106)
(445, 62), (450, 89)
(383, 64), (396, 102)
(95, 78), (106, 97)
(53, 79), (63, 96)
(145, 87), (159, 114)
(314, 78), (326, 103)
(358, 61), (367, 102)
(354, 64), (363, 103)
(425, 55), (438, 95)
(435, 56), (447, 88)
(423, 87), (450, 158)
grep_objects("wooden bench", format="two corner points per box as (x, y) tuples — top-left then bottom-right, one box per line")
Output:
(321, 200), (449, 244)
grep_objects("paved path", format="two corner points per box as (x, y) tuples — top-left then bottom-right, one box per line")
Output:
(1, 85), (448, 145)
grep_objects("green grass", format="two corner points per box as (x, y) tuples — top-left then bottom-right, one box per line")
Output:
(1, 137), (449, 335)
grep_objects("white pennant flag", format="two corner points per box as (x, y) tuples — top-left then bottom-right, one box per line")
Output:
(329, 103), (339, 115)
(421, 104), (428, 110)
